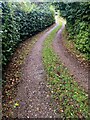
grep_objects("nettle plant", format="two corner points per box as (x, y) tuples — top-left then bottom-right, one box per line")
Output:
(2, 2), (55, 68)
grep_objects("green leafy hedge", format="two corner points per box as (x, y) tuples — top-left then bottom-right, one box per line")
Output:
(54, 2), (90, 60)
(2, 2), (55, 67)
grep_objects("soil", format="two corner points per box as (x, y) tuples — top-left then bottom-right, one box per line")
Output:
(13, 24), (60, 118)
(53, 23), (89, 92)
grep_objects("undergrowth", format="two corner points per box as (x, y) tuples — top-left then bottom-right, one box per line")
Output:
(42, 24), (89, 119)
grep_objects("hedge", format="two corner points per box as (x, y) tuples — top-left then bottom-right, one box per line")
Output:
(53, 2), (90, 60)
(2, 2), (55, 68)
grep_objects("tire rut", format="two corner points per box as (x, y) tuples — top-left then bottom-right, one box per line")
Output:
(53, 23), (88, 92)
(14, 24), (60, 118)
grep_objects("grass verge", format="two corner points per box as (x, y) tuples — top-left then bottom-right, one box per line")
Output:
(42, 24), (89, 118)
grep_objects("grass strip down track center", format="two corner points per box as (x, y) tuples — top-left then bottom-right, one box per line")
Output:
(42, 23), (89, 118)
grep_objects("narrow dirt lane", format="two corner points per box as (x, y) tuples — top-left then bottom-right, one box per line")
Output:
(14, 24), (60, 118)
(53, 23), (88, 92)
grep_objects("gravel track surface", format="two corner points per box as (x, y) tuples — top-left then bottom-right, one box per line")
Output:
(13, 23), (88, 119)
(14, 24), (60, 118)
